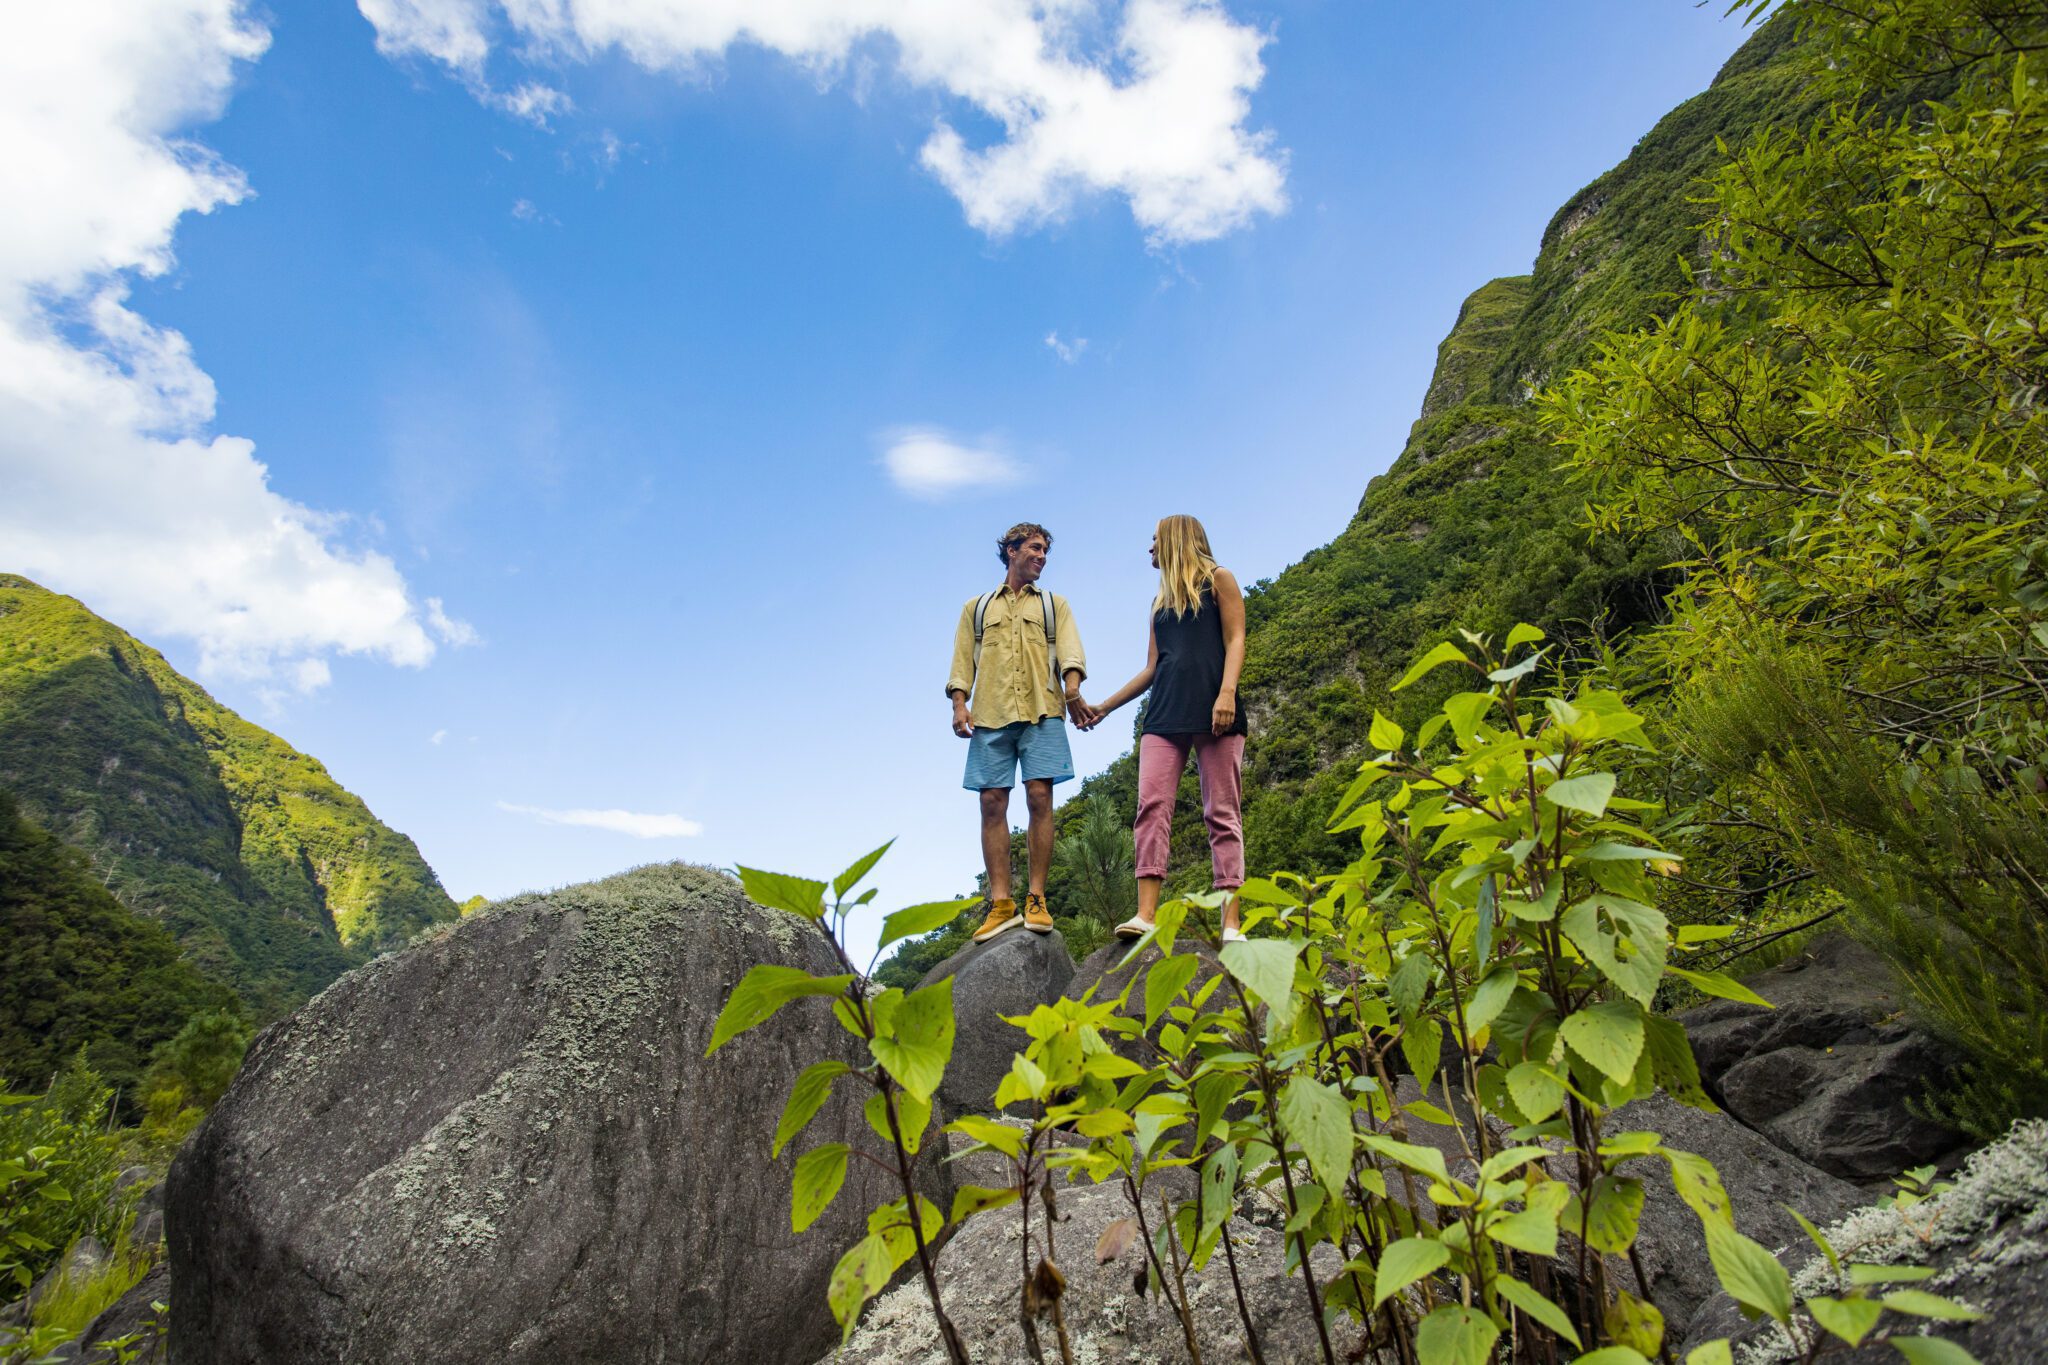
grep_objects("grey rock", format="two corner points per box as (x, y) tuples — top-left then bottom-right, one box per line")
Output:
(127, 1209), (163, 1254)
(69, 1262), (170, 1364)
(1679, 933), (1967, 1180)
(918, 928), (1075, 1116)
(830, 1172), (1370, 1364)
(169, 862), (946, 1365)
(1680, 1118), (2048, 1362)
(1601, 1093), (1865, 1337)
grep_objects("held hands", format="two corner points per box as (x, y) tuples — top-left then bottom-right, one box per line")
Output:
(1211, 696), (1236, 735)
(1068, 695), (1104, 730)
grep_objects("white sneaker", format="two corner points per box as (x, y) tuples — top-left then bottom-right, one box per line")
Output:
(1113, 915), (1152, 941)
(1221, 927), (1246, 944)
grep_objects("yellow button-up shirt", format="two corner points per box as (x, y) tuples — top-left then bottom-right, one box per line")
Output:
(946, 584), (1087, 730)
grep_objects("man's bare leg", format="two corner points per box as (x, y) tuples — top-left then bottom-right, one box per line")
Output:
(1024, 779), (1054, 897)
(979, 787), (1013, 901)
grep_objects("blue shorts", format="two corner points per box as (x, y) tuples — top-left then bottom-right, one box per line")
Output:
(963, 718), (1074, 791)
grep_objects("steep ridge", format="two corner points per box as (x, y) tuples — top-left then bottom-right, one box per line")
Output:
(1056, 17), (1815, 880)
(0, 575), (456, 1018)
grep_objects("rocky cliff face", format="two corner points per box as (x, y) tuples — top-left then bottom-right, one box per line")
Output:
(167, 863), (920, 1365)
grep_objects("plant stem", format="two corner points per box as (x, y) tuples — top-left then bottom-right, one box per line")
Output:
(1159, 1189), (1207, 1365)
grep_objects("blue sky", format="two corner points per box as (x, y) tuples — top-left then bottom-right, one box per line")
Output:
(4, 1), (1755, 964)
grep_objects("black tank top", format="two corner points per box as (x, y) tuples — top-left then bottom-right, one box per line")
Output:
(1143, 588), (1247, 737)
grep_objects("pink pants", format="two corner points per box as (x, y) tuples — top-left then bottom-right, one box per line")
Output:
(1134, 732), (1246, 889)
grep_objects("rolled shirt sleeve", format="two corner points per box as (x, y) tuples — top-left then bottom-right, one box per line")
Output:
(1052, 594), (1086, 688)
(946, 600), (977, 700)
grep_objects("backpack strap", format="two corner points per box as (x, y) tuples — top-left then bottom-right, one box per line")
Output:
(1041, 592), (1061, 695)
(969, 589), (1000, 676)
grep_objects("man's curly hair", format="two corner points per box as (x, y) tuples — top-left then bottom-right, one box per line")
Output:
(997, 522), (1053, 566)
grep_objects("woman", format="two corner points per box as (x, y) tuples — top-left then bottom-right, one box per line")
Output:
(1082, 515), (1248, 942)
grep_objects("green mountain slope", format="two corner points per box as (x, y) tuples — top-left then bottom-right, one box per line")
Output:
(877, 14), (1827, 975)
(0, 788), (239, 1091)
(0, 575), (457, 1016)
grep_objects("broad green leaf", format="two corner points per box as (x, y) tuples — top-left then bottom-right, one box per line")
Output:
(1808, 1295), (1883, 1345)
(950, 1184), (1021, 1221)
(869, 977), (956, 1103)
(1888, 1339), (1982, 1365)
(791, 1143), (850, 1233)
(1393, 641), (1473, 692)
(707, 966), (855, 1055)
(1575, 842), (1679, 863)
(1145, 953), (1203, 1030)
(1560, 1002), (1647, 1086)
(1413, 1304), (1500, 1365)
(773, 1060), (849, 1158)
(1562, 896), (1668, 1008)
(1881, 1290), (1985, 1321)
(1667, 967), (1772, 1008)
(1279, 1076), (1353, 1194)
(1199, 1144), (1240, 1239)
(1664, 1146), (1733, 1227)
(865, 1089), (931, 1155)
(994, 1052), (1047, 1110)
(1372, 1237), (1451, 1307)
(1846, 1264), (1936, 1286)
(1443, 691), (1496, 745)
(1676, 924), (1739, 945)
(1573, 1351), (1651, 1365)
(1507, 1062), (1565, 1122)
(1388, 950), (1433, 1021)
(1486, 1208), (1559, 1257)
(1464, 965), (1519, 1036)
(1220, 938), (1304, 1030)
(737, 866), (829, 920)
(1474, 873), (1497, 967)
(1504, 623), (1546, 650)
(827, 1233), (893, 1343)
(1495, 1275), (1579, 1345)
(1359, 1133), (1450, 1184)
(879, 897), (977, 949)
(1605, 1290), (1665, 1358)
(1400, 1016), (1443, 1095)
(1074, 1108), (1133, 1138)
(1545, 772), (1617, 816)
(1645, 1013), (1714, 1110)
(1569, 1176), (1645, 1254)
(1705, 1220), (1792, 1323)
(946, 1114), (1025, 1157)
(833, 841), (894, 898)
(1369, 710), (1406, 751)
(1686, 1343), (1734, 1365)
(1787, 1206), (1841, 1275)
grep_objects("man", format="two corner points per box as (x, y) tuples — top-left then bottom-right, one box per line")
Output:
(946, 522), (1091, 941)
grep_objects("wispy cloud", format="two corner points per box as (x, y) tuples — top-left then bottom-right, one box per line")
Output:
(1044, 331), (1088, 364)
(497, 802), (704, 839)
(357, 0), (1288, 246)
(879, 427), (1022, 501)
(0, 1), (460, 693)
(429, 728), (447, 746)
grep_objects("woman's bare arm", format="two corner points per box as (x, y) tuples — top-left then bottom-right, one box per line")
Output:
(1213, 568), (1246, 734)
(1090, 617), (1159, 717)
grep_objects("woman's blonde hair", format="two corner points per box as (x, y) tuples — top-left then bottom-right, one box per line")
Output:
(1153, 515), (1219, 619)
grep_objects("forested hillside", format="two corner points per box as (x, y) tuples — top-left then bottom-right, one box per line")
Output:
(878, 12), (1818, 982)
(0, 575), (457, 1028)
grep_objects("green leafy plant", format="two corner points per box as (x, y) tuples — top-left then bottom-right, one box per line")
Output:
(703, 846), (977, 1362)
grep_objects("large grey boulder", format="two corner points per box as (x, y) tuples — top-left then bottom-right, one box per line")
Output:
(918, 928), (1075, 1116)
(1609, 1092), (1864, 1336)
(831, 1160), (1351, 1364)
(1680, 1118), (2048, 1362)
(1680, 933), (1965, 1180)
(169, 862), (942, 1365)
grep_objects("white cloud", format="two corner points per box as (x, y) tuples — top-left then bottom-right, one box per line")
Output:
(0, 1), (458, 690)
(879, 427), (1022, 501)
(356, 0), (1287, 245)
(497, 802), (704, 839)
(430, 728), (448, 745)
(425, 596), (480, 645)
(1044, 330), (1088, 363)
(490, 81), (570, 128)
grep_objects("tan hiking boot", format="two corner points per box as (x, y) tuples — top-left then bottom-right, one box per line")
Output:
(1024, 893), (1054, 933)
(972, 897), (1020, 942)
